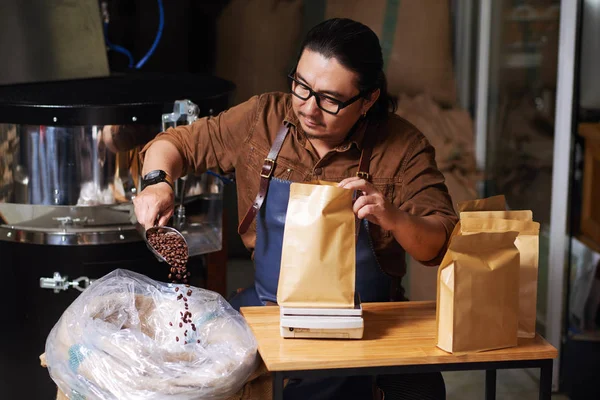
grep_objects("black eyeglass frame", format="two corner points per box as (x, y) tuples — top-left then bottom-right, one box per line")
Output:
(287, 73), (365, 115)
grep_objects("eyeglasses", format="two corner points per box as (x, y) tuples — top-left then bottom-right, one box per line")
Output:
(287, 73), (364, 115)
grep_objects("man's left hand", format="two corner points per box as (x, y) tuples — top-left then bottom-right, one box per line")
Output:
(338, 176), (398, 231)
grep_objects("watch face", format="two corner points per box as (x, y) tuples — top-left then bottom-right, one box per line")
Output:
(145, 170), (164, 181)
(142, 170), (168, 190)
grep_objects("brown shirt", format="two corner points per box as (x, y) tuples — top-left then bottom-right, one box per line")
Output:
(142, 92), (458, 281)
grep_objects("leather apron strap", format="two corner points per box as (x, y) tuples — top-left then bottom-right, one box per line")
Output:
(238, 122), (291, 235)
(239, 120), (377, 234)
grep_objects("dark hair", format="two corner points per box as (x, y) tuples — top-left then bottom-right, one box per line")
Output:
(296, 18), (397, 120)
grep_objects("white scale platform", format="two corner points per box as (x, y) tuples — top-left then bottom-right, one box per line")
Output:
(279, 294), (364, 339)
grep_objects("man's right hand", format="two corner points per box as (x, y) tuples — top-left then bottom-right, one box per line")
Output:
(133, 183), (175, 230)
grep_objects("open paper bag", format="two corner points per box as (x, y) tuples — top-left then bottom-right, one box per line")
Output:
(277, 181), (356, 308)
(436, 231), (520, 353)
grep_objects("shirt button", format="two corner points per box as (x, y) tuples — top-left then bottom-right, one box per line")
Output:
(314, 167), (323, 175)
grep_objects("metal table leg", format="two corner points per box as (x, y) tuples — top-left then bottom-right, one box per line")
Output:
(539, 359), (553, 400)
(485, 369), (497, 400)
(273, 371), (284, 400)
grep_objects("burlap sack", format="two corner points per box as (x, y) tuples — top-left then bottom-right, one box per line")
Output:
(215, 0), (303, 104)
(325, 0), (457, 106)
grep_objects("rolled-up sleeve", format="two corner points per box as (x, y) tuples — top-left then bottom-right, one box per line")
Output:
(399, 135), (458, 265)
(140, 95), (261, 175)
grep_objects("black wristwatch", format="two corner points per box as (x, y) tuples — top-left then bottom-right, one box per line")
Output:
(141, 170), (174, 191)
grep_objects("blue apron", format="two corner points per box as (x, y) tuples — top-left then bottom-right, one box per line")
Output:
(230, 179), (392, 399)
(230, 122), (392, 399)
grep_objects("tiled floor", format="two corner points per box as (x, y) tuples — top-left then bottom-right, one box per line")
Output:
(226, 258), (571, 399)
(444, 369), (569, 399)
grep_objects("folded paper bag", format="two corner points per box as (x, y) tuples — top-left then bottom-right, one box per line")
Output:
(448, 195), (509, 239)
(277, 181), (356, 308)
(460, 210), (533, 221)
(436, 231), (520, 353)
(457, 194), (507, 212)
(459, 217), (540, 338)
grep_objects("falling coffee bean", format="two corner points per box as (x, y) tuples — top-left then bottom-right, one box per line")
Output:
(146, 227), (197, 344)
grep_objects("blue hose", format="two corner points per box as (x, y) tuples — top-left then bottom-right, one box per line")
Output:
(135, 0), (164, 69)
(206, 170), (234, 185)
(103, 22), (134, 68)
(102, 0), (164, 69)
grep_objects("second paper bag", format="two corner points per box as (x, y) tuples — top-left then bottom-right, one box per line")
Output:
(459, 217), (540, 338)
(437, 231), (520, 353)
(277, 181), (355, 308)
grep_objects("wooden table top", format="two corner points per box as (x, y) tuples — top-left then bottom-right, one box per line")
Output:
(240, 301), (558, 372)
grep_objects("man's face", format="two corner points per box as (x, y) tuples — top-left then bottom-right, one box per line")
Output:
(291, 49), (367, 144)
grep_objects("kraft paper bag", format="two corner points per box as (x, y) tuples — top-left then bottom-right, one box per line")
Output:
(447, 195), (508, 240)
(460, 210), (533, 222)
(459, 217), (540, 338)
(277, 181), (355, 308)
(436, 231), (520, 353)
(457, 195), (507, 212)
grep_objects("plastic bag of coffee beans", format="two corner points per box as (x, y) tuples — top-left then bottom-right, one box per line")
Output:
(44, 269), (258, 400)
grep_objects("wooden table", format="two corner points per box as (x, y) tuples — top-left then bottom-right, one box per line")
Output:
(241, 301), (558, 400)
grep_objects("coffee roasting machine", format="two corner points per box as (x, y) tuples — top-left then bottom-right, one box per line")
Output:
(0, 73), (234, 397)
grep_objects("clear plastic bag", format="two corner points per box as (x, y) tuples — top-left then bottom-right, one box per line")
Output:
(45, 269), (258, 400)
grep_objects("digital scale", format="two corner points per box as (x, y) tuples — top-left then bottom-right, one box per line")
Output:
(280, 294), (364, 339)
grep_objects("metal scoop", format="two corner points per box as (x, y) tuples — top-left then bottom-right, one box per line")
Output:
(144, 226), (188, 264)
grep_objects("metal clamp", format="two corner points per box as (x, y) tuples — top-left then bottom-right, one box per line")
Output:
(39, 272), (94, 293)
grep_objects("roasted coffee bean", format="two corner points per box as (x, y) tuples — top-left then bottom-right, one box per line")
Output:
(197, 339), (200, 343)
(187, 289), (192, 296)
(175, 287), (179, 292)
(169, 322), (173, 326)
(176, 337), (179, 342)
(147, 230), (189, 283)
(179, 322), (183, 328)
(191, 324), (196, 331)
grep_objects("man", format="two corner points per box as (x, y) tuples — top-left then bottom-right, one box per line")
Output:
(135, 18), (456, 400)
